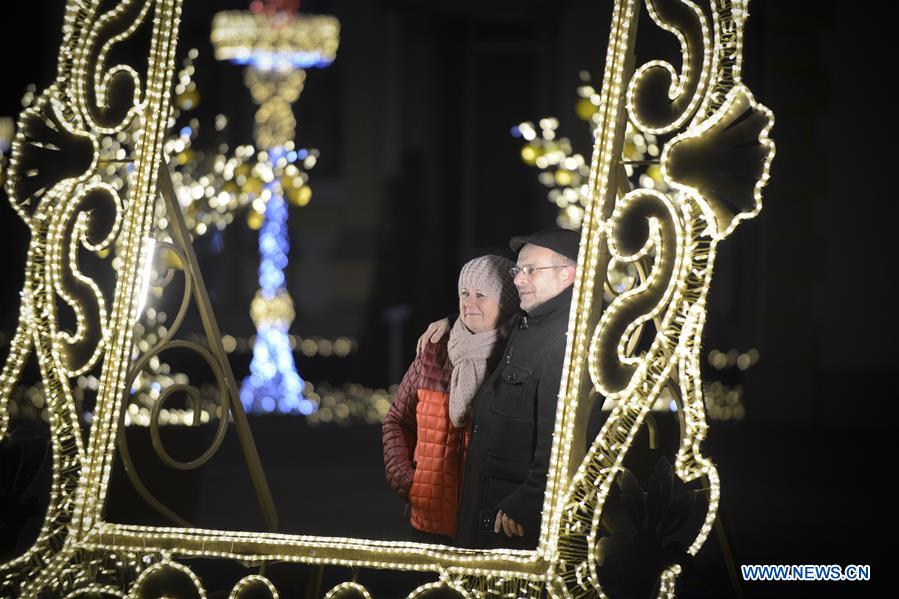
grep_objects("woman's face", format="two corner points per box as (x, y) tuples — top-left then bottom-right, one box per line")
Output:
(459, 288), (501, 334)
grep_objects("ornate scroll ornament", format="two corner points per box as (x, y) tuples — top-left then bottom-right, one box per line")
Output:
(552, 1), (773, 597)
(626, 0), (711, 135)
(0, 1), (772, 598)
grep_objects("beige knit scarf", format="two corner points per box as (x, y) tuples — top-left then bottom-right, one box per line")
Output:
(447, 316), (511, 428)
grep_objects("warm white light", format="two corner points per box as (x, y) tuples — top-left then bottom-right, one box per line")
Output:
(135, 237), (157, 319)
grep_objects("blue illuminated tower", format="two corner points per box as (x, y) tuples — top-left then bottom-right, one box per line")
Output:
(212, 2), (339, 414)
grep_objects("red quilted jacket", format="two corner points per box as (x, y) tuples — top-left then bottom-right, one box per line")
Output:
(382, 340), (468, 538)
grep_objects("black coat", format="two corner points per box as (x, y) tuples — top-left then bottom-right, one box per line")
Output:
(455, 285), (572, 549)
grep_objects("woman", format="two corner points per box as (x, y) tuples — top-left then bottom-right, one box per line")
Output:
(382, 255), (518, 540)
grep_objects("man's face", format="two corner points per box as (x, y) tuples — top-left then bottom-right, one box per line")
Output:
(513, 244), (574, 313)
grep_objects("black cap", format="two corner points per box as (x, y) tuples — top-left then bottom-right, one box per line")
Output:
(509, 228), (580, 261)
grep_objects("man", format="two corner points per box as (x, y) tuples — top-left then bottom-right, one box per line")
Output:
(417, 228), (578, 548)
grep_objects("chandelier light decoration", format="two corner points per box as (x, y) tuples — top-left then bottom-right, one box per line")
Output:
(212, 0), (339, 415)
(0, 43), (385, 428)
(0, 1), (773, 597)
(152, 46), (389, 425)
(0, 53), (340, 427)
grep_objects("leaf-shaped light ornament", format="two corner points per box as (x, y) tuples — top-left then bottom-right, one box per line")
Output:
(593, 458), (696, 599)
(5, 90), (95, 225)
(662, 84), (775, 239)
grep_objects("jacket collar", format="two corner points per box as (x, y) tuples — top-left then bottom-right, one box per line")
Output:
(521, 284), (573, 326)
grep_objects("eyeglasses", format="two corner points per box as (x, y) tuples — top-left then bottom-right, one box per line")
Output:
(509, 265), (568, 278)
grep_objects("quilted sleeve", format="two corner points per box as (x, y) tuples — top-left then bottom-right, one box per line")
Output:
(382, 355), (421, 500)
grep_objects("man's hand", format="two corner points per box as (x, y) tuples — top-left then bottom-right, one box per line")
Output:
(494, 510), (525, 538)
(415, 318), (451, 355)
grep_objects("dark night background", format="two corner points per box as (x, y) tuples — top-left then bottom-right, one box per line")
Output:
(0, 1), (896, 597)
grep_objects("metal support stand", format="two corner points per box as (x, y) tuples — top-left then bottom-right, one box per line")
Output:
(714, 510), (744, 598)
(157, 159), (279, 533)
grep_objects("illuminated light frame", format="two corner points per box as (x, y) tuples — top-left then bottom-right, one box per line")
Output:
(0, 1), (773, 597)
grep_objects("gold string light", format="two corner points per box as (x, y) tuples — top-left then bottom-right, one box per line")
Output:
(230, 574), (280, 599)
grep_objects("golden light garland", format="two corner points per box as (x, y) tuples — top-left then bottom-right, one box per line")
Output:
(0, 1), (773, 597)
(514, 76), (669, 231)
(120, 380), (390, 428)
(160, 49), (319, 236)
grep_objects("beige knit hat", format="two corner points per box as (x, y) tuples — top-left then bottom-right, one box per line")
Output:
(458, 255), (518, 315)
